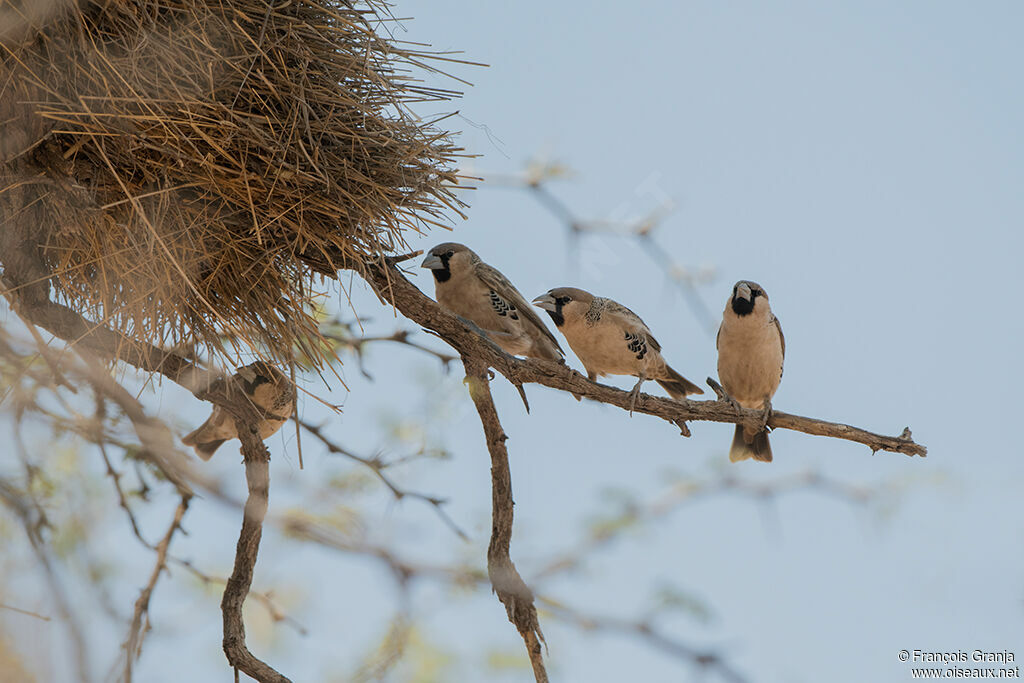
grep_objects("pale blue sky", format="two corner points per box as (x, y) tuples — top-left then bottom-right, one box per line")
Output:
(4, 2), (1023, 682)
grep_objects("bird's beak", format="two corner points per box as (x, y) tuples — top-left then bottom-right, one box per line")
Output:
(421, 254), (444, 270)
(532, 293), (557, 312)
(734, 282), (752, 302)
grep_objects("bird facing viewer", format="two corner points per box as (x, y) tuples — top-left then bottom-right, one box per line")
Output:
(716, 280), (785, 462)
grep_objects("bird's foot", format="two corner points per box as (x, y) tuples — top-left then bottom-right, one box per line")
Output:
(627, 376), (646, 416)
(759, 399), (773, 431)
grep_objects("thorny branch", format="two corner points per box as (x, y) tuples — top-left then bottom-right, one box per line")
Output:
(298, 419), (468, 540)
(532, 470), (882, 583)
(319, 318), (457, 379)
(124, 495), (191, 682)
(365, 253), (927, 458)
(220, 393), (291, 683)
(539, 596), (748, 683)
(169, 557), (308, 636)
(463, 356), (548, 683)
(482, 165), (719, 333)
(0, 479), (92, 682)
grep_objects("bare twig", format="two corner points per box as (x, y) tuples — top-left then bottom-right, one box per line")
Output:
(533, 470), (878, 582)
(483, 167), (719, 333)
(321, 324), (457, 378)
(0, 603), (51, 621)
(124, 495), (191, 682)
(463, 357), (547, 683)
(69, 351), (202, 494)
(170, 557), (307, 636)
(0, 479), (92, 683)
(298, 419), (468, 540)
(98, 443), (152, 549)
(539, 596), (748, 683)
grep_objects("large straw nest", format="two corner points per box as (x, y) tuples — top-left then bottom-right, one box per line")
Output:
(1, 0), (464, 366)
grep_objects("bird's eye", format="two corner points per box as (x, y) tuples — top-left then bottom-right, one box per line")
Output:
(445, 250), (454, 257)
(558, 296), (571, 304)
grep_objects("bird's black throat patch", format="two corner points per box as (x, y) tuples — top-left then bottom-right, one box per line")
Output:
(430, 253), (452, 283)
(731, 294), (757, 316)
(543, 296), (571, 327)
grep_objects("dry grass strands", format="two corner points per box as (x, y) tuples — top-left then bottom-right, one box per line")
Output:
(1, 0), (465, 366)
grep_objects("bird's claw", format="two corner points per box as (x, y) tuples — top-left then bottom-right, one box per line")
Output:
(759, 399), (773, 431)
(627, 376), (646, 416)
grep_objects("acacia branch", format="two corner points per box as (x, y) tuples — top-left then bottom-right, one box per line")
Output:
(538, 596), (747, 683)
(483, 166), (719, 333)
(463, 356), (548, 683)
(532, 470), (881, 584)
(169, 557), (308, 636)
(364, 255), (926, 458)
(124, 494), (191, 682)
(298, 419), (468, 540)
(220, 399), (291, 683)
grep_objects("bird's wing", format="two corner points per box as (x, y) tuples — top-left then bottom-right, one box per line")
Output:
(475, 262), (563, 351)
(772, 315), (785, 358)
(602, 299), (661, 352)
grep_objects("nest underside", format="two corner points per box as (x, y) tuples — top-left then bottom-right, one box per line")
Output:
(1, 0), (465, 366)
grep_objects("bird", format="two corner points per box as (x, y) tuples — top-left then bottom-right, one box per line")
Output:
(532, 287), (703, 411)
(421, 242), (564, 361)
(182, 361), (295, 460)
(716, 280), (785, 463)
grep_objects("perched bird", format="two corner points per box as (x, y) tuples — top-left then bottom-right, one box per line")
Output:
(421, 242), (563, 361)
(182, 361), (295, 460)
(532, 287), (703, 411)
(716, 280), (785, 463)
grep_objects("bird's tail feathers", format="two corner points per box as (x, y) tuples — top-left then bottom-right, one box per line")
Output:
(181, 423), (204, 447)
(657, 365), (704, 400)
(194, 439), (226, 461)
(183, 419), (224, 460)
(729, 425), (773, 463)
(533, 335), (564, 362)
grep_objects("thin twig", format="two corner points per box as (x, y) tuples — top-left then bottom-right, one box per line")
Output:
(170, 557), (308, 636)
(299, 419), (468, 541)
(0, 479), (92, 683)
(124, 495), (191, 682)
(0, 603), (51, 621)
(533, 470), (877, 582)
(539, 596), (748, 683)
(484, 168), (719, 333)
